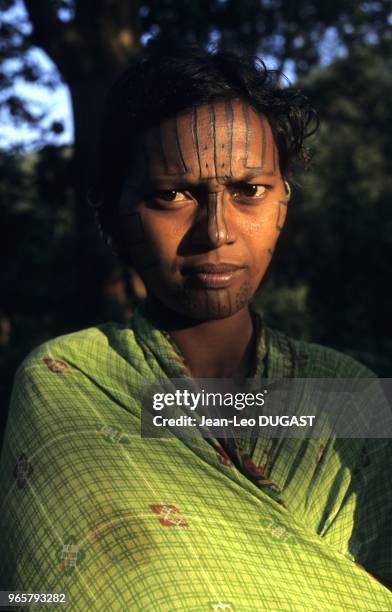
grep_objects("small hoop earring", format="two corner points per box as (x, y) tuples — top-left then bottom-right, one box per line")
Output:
(284, 180), (291, 201)
(86, 187), (103, 209)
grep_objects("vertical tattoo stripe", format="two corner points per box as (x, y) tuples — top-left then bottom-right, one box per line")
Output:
(210, 101), (218, 178)
(219, 191), (230, 243)
(219, 288), (232, 316)
(242, 102), (251, 168)
(226, 288), (232, 315)
(210, 193), (219, 244)
(191, 107), (202, 179)
(260, 117), (266, 170)
(174, 115), (187, 174)
(226, 99), (233, 177)
(242, 102), (265, 170)
(206, 289), (221, 316)
(272, 136), (277, 174)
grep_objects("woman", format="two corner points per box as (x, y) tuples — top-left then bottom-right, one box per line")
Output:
(1, 46), (391, 611)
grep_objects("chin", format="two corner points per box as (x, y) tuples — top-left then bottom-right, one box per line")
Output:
(175, 287), (247, 321)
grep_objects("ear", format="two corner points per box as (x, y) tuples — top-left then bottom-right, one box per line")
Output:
(284, 180), (291, 202)
(127, 267), (147, 301)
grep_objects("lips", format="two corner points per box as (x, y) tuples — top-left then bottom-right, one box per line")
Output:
(182, 263), (246, 289)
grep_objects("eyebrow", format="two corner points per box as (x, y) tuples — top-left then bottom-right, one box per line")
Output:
(144, 170), (278, 189)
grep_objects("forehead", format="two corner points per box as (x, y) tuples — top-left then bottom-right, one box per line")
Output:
(142, 98), (278, 182)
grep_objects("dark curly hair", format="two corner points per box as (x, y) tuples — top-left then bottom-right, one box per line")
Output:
(90, 44), (319, 245)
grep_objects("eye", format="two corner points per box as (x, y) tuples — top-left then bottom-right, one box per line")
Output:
(155, 189), (188, 202)
(232, 183), (269, 199)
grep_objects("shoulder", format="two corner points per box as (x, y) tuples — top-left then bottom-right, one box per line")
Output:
(294, 338), (376, 378)
(266, 326), (376, 378)
(6, 321), (142, 439)
(17, 322), (122, 367)
(13, 321), (138, 386)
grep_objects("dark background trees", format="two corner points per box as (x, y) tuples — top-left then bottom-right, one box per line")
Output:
(1, 0), (391, 437)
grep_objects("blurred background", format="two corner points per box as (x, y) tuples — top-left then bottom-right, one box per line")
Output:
(1, 0), (392, 441)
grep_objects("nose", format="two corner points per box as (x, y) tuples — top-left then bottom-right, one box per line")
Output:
(194, 191), (234, 248)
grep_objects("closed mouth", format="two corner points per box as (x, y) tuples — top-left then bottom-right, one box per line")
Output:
(182, 263), (245, 275)
(181, 263), (246, 289)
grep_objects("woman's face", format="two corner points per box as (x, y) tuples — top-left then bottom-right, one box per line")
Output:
(115, 98), (288, 321)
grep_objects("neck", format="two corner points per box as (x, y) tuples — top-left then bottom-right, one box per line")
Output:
(145, 299), (255, 378)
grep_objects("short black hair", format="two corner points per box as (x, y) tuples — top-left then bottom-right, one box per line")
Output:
(90, 44), (319, 244)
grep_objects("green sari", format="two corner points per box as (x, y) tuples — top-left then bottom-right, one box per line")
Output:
(1, 306), (391, 610)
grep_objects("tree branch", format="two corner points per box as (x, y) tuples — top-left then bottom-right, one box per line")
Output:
(23, 0), (75, 75)
(23, 0), (141, 81)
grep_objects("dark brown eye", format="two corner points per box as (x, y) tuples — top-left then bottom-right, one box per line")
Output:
(155, 190), (188, 202)
(156, 190), (178, 201)
(242, 184), (258, 196)
(232, 183), (268, 199)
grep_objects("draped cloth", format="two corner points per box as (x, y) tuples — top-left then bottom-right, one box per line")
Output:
(1, 306), (391, 611)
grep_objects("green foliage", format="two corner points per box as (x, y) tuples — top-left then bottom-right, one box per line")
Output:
(257, 43), (392, 375)
(0, 146), (75, 350)
(1, 0), (391, 142)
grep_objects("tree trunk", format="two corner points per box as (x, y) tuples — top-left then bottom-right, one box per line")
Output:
(68, 75), (114, 327)
(23, 0), (142, 328)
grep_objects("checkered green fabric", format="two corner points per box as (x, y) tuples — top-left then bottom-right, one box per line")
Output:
(1, 306), (391, 611)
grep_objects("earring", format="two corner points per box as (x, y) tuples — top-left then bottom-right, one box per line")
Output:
(86, 187), (103, 209)
(284, 180), (291, 201)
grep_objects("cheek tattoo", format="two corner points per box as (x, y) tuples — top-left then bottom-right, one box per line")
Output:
(235, 282), (252, 311)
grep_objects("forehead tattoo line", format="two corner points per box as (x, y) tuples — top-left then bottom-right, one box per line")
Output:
(225, 98), (234, 178)
(209, 101), (218, 179)
(193, 101), (235, 183)
(137, 101), (277, 201)
(241, 102), (266, 172)
(206, 102), (215, 178)
(191, 107), (202, 180)
(199, 103), (215, 179)
(213, 99), (234, 183)
(260, 114), (267, 170)
(174, 115), (188, 174)
(272, 132), (277, 174)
